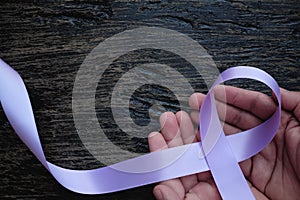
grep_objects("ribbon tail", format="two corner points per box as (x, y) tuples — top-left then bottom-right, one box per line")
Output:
(0, 59), (48, 166)
(201, 92), (255, 200)
(0, 59), (212, 194)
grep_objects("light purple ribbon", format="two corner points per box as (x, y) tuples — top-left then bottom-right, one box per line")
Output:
(0, 59), (280, 199)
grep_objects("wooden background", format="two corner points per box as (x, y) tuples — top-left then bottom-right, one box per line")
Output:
(0, 1), (299, 199)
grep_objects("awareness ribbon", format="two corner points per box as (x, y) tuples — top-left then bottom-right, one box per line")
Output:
(0, 59), (280, 199)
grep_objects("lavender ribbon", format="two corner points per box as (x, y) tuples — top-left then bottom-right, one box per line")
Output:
(0, 59), (280, 199)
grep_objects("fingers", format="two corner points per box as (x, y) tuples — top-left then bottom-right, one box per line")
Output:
(189, 85), (277, 131)
(153, 182), (184, 200)
(148, 131), (183, 200)
(160, 111), (199, 193)
(189, 85), (276, 120)
(280, 88), (300, 119)
(190, 111), (242, 135)
(214, 85), (276, 120)
(176, 111), (197, 144)
(159, 111), (197, 147)
(148, 132), (168, 152)
(189, 92), (206, 111)
(174, 111), (199, 192)
(185, 180), (221, 200)
(148, 124), (185, 199)
(217, 102), (262, 131)
(189, 94), (260, 132)
(159, 112), (184, 147)
(184, 179), (268, 200)
(149, 111), (191, 199)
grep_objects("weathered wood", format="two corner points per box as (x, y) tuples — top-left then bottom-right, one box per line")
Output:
(0, 1), (299, 199)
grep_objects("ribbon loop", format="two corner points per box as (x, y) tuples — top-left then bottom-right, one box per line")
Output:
(199, 66), (281, 199)
(0, 60), (281, 199)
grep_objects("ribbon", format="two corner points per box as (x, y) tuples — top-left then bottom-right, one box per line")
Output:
(0, 59), (280, 199)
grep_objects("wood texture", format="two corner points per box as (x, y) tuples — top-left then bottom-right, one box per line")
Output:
(0, 1), (299, 199)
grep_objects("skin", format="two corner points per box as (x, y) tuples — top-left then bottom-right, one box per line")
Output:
(148, 86), (300, 200)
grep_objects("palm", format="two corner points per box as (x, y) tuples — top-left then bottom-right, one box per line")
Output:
(148, 86), (300, 200)
(248, 109), (300, 199)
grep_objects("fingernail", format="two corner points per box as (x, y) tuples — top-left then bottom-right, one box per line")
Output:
(159, 112), (169, 129)
(148, 132), (158, 138)
(154, 189), (163, 200)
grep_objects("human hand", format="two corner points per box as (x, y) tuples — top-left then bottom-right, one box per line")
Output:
(148, 86), (300, 200)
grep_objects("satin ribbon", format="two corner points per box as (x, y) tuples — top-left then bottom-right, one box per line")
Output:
(0, 59), (280, 199)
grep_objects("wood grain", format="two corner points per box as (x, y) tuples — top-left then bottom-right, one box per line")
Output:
(0, 1), (299, 199)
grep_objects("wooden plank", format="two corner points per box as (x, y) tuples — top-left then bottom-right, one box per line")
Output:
(0, 1), (299, 199)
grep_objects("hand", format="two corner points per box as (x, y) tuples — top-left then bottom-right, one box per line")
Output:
(148, 86), (300, 200)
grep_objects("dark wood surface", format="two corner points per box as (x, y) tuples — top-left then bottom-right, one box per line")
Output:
(0, 1), (299, 199)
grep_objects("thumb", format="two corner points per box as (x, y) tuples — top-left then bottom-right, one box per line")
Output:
(279, 88), (300, 119)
